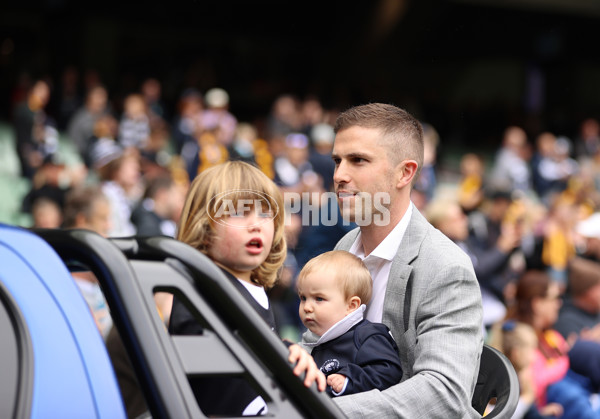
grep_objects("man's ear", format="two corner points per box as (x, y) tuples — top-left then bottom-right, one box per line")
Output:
(347, 296), (361, 312)
(395, 159), (419, 189)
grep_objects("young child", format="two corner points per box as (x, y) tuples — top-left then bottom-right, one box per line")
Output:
(297, 250), (403, 396)
(490, 321), (564, 419)
(169, 160), (325, 416)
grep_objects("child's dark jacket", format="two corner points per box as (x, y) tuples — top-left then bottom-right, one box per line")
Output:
(169, 267), (274, 416)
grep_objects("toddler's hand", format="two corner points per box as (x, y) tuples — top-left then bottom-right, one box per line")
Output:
(288, 344), (326, 392)
(327, 373), (347, 393)
(539, 402), (563, 417)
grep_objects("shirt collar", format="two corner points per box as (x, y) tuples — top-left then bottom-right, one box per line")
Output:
(349, 202), (414, 261)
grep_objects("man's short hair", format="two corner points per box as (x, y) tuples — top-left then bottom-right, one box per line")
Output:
(334, 103), (424, 181)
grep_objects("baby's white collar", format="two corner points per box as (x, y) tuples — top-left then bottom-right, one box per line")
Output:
(303, 304), (366, 347)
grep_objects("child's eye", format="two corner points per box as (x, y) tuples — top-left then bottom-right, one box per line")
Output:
(299, 295), (306, 301)
(316, 297), (324, 302)
(226, 211), (246, 218)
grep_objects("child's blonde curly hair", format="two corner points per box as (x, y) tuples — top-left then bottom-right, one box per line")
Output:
(177, 161), (287, 289)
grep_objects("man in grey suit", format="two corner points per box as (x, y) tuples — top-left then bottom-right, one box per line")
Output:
(330, 103), (484, 418)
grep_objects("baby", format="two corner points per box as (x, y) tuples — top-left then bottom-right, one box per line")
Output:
(297, 250), (403, 396)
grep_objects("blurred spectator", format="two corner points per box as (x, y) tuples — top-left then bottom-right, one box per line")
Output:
(273, 132), (313, 192)
(66, 84), (110, 157)
(507, 270), (600, 419)
(253, 137), (276, 180)
(131, 174), (182, 237)
(457, 152), (485, 214)
(426, 197), (522, 329)
(541, 194), (579, 289)
(172, 88), (204, 154)
(575, 118), (600, 161)
(468, 189), (522, 255)
(299, 96), (325, 135)
(9, 71), (33, 115)
(21, 156), (88, 223)
(31, 196), (63, 229)
(270, 212), (303, 341)
(226, 121), (274, 178)
(141, 77), (167, 121)
(531, 132), (558, 202)
(308, 122), (336, 192)
(62, 182), (166, 418)
(535, 136), (579, 204)
(13, 79), (53, 179)
(177, 89), (235, 179)
(575, 212), (600, 261)
(228, 121), (259, 165)
(200, 87), (237, 147)
(62, 184), (112, 237)
(119, 93), (151, 150)
(62, 184), (113, 339)
(489, 126), (532, 194)
(412, 122), (439, 210)
(489, 321), (564, 419)
(53, 65), (82, 131)
(553, 257), (600, 400)
(91, 140), (142, 237)
(187, 131), (229, 179)
(139, 118), (173, 178)
(84, 113), (119, 169)
(574, 158), (600, 214)
(267, 94), (302, 139)
(554, 257), (600, 341)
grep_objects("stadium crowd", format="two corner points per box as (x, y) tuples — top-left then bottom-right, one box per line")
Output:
(5, 69), (600, 418)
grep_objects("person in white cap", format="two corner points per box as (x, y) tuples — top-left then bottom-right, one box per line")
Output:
(200, 87), (237, 146)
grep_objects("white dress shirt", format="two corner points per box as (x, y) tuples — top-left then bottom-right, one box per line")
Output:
(348, 203), (413, 323)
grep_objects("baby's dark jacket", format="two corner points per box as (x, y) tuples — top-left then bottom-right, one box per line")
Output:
(311, 319), (403, 396)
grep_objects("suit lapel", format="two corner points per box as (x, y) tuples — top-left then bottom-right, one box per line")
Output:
(335, 209), (430, 336)
(383, 209), (429, 336)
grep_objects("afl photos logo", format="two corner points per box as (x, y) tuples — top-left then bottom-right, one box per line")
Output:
(208, 189), (279, 228)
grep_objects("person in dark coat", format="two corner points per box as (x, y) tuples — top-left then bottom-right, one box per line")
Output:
(298, 250), (402, 396)
(130, 174), (181, 237)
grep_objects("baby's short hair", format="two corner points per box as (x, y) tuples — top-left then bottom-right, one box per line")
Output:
(298, 250), (372, 304)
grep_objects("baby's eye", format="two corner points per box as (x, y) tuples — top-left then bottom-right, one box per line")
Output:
(299, 295), (306, 301)
(316, 297), (324, 302)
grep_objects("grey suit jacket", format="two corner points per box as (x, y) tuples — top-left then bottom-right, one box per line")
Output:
(334, 208), (484, 418)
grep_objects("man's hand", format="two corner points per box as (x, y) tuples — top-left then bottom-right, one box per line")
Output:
(287, 344), (326, 391)
(327, 373), (347, 393)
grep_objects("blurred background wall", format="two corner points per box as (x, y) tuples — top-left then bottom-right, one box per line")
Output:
(1, 0), (600, 155)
